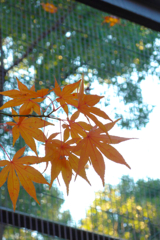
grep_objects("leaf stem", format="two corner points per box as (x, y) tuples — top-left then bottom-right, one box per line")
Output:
(0, 144), (11, 161)
(45, 96), (56, 112)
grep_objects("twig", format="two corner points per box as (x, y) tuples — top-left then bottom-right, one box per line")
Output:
(0, 111), (61, 120)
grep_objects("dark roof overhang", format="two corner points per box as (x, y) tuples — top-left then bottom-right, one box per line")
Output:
(76, 0), (160, 31)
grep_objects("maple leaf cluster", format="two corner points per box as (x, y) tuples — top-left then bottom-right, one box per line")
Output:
(102, 15), (120, 26)
(0, 77), (132, 210)
(41, 2), (57, 14)
(40, 3), (120, 29)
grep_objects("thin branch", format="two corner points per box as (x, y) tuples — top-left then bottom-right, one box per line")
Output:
(6, 3), (77, 73)
(0, 111), (61, 120)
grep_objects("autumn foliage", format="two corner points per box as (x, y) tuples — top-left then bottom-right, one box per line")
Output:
(0, 77), (132, 210)
(102, 15), (120, 26)
(41, 3), (57, 14)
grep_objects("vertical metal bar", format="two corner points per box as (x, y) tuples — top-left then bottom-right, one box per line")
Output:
(58, 222), (62, 239)
(75, 226), (78, 240)
(52, 221), (56, 238)
(64, 225), (68, 240)
(69, 225), (73, 240)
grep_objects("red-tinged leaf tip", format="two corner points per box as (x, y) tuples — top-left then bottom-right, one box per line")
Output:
(125, 162), (131, 169)
(74, 173), (78, 182)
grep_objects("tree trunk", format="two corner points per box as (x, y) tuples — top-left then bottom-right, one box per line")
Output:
(0, 66), (6, 107)
(0, 27), (6, 124)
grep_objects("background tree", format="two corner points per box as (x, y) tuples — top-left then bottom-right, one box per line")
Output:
(119, 176), (160, 239)
(80, 177), (160, 240)
(0, 0), (159, 130)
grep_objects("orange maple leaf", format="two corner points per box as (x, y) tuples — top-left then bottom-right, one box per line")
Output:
(102, 16), (120, 26)
(44, 138), (90, 193)
(0, 78), (49, 114)
(51, 79), (81, 115)
(6, 109), (53, 155)
(0, 147), (49, 210)
(0, 78), (35, 99)
(62, 115), (92, 142)
(41, 3), (57, 14)
(71, 78), (112, 133)
(73, 119), (131, 185)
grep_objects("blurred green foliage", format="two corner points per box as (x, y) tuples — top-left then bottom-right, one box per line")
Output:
(80, 176), (160, 240)
(0, 0), (159, 130)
